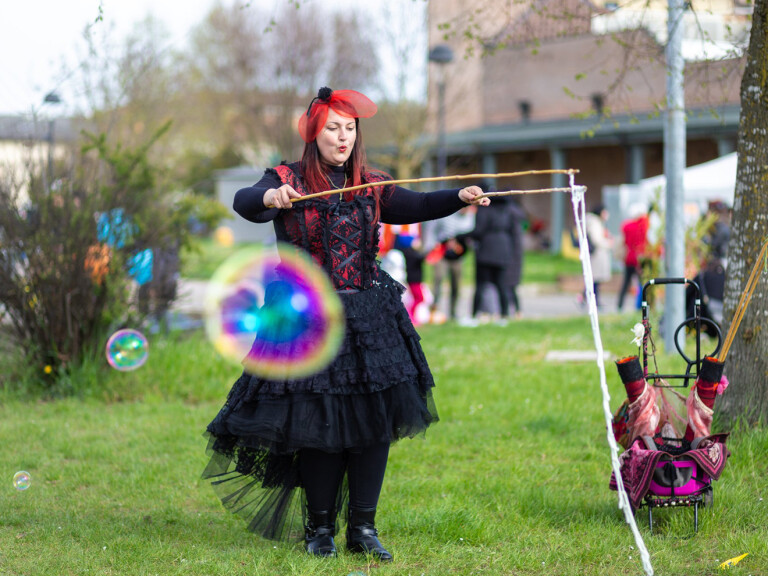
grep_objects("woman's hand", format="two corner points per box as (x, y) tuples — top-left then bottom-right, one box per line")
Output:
(459, 186), (490, 206)
(264, 185), (302, 209)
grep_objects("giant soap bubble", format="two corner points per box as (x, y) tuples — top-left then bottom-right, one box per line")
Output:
(205, 244), (345, 379)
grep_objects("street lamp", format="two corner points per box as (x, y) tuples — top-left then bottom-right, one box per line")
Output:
(43, 91), (62, 187)
(428, 44), (454, 177)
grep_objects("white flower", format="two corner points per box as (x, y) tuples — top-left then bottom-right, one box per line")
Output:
(630, 323), (645, 347)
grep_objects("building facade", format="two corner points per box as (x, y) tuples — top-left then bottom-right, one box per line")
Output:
(425, 0), (746, 249)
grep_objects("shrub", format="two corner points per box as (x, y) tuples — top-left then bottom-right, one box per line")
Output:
(0, 123), (226, 389)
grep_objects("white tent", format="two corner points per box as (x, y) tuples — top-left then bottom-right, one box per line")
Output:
(601, 152), (737, 247)
(603, 152), (736, 222)
(636, 152), (737, 209)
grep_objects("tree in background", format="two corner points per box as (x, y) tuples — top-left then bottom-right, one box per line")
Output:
(367, 0), (430, 179)
(716, 0), (768, 427)
(182, 2), (268, 164)
(171, 2), (380, 167)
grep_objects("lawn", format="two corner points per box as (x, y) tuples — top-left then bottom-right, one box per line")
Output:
(1, 316), (766, 575)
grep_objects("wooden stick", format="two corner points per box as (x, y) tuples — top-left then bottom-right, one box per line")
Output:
(478, 187), (582, 198)
(718, 238), (768, 362)
(272, 169), (580, 206)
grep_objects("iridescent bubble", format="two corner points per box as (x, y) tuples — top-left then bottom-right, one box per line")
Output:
(205, 243), (345, 379)
(105, 329), (149, 371)
(13, 471), (31, 491)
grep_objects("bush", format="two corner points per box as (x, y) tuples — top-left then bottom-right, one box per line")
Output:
(0, 123), (226, 389)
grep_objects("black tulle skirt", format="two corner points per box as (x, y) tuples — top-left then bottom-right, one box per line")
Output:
(202, 280), (438, 540)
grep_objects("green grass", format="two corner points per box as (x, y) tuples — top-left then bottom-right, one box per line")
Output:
(1, 316), (766, 575)
(422, 250), (581, 287)
(521, 250), (583, 284)
(180, 237), (242, 280)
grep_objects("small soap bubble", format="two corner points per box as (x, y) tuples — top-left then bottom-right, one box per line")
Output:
(13, 471), (31, 490)
(205, 244), (344, 379)
(106, 329), (149, 371)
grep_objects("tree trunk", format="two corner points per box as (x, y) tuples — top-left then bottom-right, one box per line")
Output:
(716, 0), (768, 426)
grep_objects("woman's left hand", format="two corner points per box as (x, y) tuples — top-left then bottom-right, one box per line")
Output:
(459, 186), (490, 206)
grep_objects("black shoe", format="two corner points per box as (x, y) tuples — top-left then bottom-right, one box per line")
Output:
(304, 509), (337, 558)
(346, 507), (393, 563)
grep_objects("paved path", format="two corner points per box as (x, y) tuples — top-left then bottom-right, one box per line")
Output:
(173, 278), (612, 321)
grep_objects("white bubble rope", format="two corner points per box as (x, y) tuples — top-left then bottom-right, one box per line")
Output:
(569, 176), (654, 576)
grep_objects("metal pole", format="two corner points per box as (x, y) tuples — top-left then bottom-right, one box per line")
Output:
(437, 78), (447, 177)
(42, 91), (61, 190)
(428, 44), (453, 179)
(550, 147), (566, 254)
(663, 0), (686, 352)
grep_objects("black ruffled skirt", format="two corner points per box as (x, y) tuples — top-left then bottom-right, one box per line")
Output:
(202, 280), (438, 540)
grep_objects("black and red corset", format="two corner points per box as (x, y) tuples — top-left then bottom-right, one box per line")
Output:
(272, 165), (385, 292)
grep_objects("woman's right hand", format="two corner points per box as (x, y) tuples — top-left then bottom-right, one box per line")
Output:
(264, 185), (301, 209)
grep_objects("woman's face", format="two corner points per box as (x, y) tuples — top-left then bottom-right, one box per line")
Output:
(317, 108), (356, 166)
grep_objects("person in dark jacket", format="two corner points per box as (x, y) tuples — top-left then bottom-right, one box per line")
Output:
(469, 194), (515, 322)
(503, 198), (527, 318)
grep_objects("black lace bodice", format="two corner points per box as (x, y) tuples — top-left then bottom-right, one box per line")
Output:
(272, 164), (390, 292)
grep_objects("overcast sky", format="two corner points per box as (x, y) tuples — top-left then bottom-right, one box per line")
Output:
(0, 0), (425, 117)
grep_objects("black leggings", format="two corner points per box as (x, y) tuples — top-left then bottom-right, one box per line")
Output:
(507, 286), (520, 314)
(299, 443), (390, 513)
(473, 264), (509, 318)
(617, 264), (641, 310)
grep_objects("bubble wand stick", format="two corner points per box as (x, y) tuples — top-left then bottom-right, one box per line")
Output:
(267, 169), (580, 207)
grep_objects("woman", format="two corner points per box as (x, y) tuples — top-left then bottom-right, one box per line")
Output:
(202, 87), (489, 561)
(469, 193), (514, 323)
(503, 198), (527, 318)
(585, 204), (613, 307)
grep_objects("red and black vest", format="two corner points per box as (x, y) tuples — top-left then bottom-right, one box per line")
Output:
(271, 163), (392, 292)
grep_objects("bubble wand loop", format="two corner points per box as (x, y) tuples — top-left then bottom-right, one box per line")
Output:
(569, 180), (654, 576)
(478, 187), (574, 198)
(718, 237), (768, 362)
(267, 169), (580, 207)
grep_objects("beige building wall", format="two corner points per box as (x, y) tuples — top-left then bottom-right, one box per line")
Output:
(428, 0), (747, 133)
(0, 141), (57, 206)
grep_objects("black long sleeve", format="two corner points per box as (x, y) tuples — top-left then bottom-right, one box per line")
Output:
(233, 169), (466, 225)
(380, 186), (464, 224)
(232, 171), (282, 224)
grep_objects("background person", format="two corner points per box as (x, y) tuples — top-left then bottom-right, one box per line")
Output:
(468, 192), (515, 324)
(394, 233), (428, 325)
(202, 87), (490, 561)
(423, 206), (475, 322)
(703, 200), (731, 264)
(584, 203), (613, 308)
(504, 197), (527, 318)
(616, 203), (649, 312)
